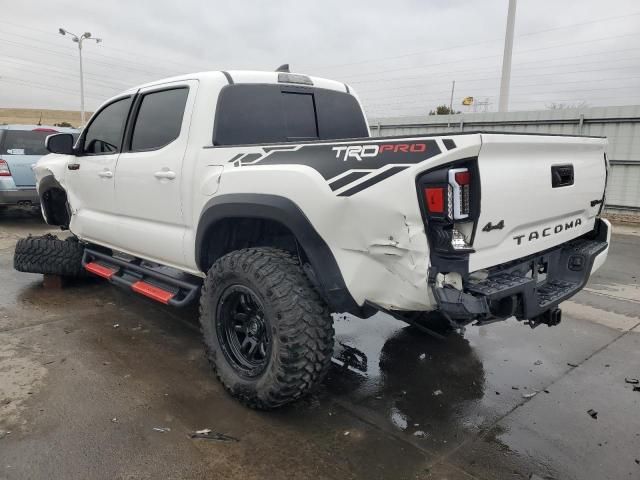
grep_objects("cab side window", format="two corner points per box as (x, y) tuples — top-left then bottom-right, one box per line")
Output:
(83, 97), (132, 155)
(129, 88), (189, 152)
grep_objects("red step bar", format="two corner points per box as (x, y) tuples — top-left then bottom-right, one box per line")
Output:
(131, 281), (175, 304)
(82, 249), (200, 307)
(85, 262), (117, 279)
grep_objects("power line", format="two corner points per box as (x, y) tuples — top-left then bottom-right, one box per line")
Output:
(1, 77), (105, 101)
(0, 53), (152, 86)
(307, 12), (640, 72)
(333, 32), (640, 81)
(353, 63), (640, 96)
(0, 37), (178, 78)
(0, 21), (213, 74)
(1, 57), (130, 91)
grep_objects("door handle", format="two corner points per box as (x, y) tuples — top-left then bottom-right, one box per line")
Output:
(98, 170), (113, 178)
(154, 169), (176, 180)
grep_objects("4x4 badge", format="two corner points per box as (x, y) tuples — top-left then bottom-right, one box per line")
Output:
(482, 220), (505, 232)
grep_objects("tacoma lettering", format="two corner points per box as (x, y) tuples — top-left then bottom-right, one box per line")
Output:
(513, 218), (582, 245)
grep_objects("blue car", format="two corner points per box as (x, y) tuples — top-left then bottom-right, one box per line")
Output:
(0, 124), (78, 209)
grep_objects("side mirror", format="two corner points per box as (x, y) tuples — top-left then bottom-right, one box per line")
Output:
(45, 133), (75, 155)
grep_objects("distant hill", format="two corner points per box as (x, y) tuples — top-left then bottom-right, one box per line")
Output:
(0, 108), (93, 128)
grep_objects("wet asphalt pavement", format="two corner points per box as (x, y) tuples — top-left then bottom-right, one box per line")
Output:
(1, 208), (639, 480)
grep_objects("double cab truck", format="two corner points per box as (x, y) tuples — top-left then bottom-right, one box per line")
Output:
(23, 68), (610, 408)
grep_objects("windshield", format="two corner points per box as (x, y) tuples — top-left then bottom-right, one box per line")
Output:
(1, 130), (58, 156)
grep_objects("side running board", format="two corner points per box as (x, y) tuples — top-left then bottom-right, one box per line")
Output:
(82, 248), (201, 307)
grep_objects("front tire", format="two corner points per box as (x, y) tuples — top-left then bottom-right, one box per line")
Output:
(199, 247), (334, 409)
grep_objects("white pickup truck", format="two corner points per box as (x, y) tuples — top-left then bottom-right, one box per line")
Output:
(20, 68), (610, 408)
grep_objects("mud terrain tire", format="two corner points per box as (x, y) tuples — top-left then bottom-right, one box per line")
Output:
(14, 234), (84, 277)
(199, 247), (334, 409)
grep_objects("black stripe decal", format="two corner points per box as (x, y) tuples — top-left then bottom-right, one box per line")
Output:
(228, 153), (245, 163)
(338, 167), (408, 197)
(228, 153), (262, 164)
(329, 171), (370, 191)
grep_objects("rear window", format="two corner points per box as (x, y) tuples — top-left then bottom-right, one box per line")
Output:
(213, 84), (368, 146)
(1, 130), (57, 156)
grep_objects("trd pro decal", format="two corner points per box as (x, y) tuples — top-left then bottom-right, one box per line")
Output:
(229, 140), (441, 196)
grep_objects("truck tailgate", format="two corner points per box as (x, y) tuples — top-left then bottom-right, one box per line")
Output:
(469, 133), (607, 272)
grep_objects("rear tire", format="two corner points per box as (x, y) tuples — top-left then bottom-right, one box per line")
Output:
(13, 234), (84, 277)
(199, 247), (334, 409)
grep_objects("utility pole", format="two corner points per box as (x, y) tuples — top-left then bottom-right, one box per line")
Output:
(447, 80), (456, 128)
(498, 0), (517, 112)
(58, 28), (102, 126)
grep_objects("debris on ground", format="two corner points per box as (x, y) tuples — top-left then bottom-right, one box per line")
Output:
(153, 427), (171, 433)
(567, 362), (579, 367)
(0, 430), (10, 439)
(344, 431), (350, 436)
(433, 389), (443, 396)
(522, 392), (537, 399)
(512, 386), (520, 390)
(189, 429), (239, 442)
(113, 323), (120, 328)
(633, 386), (640, 392)
(413, 430), (427, 438)
(418, 353), (426, 360)
(587, 409), (598, 419)
(534, 360), (543, 366)
(624, 377), (639, 385)
(495, 391), (501, 395)
(111, 417), (118, 423)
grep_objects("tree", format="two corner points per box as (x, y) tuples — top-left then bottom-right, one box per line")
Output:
(428, 104), (461, 115)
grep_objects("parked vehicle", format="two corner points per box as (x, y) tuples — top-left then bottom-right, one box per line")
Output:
(21, 68), (610, 408)
(0, 124), (78, 209)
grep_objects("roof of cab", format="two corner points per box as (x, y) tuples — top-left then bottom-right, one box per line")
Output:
(123, 70), (349, 95)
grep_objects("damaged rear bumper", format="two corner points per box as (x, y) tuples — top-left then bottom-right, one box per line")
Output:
(433, 218), (610, 323)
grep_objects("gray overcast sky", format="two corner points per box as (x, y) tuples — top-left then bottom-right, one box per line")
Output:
(1, 0), (639, 119)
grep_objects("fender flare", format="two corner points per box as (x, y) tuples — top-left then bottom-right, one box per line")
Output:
(195, 193), (360, 315)
(37, 173), (70, 227)
(37, 173), (64, 196)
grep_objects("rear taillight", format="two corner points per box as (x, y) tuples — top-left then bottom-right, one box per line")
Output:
(417, 161), (478, 253)
(449, 168), (470, 219)
(0, 159), (11, 177)
(424, 187), (444, 214)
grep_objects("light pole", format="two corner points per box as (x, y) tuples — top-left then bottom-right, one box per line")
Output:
(498, 0), (517, 112)
(59, 28), (102, 126)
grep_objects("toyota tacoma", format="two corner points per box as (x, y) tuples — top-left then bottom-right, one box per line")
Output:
(18, 68), (610, 408)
